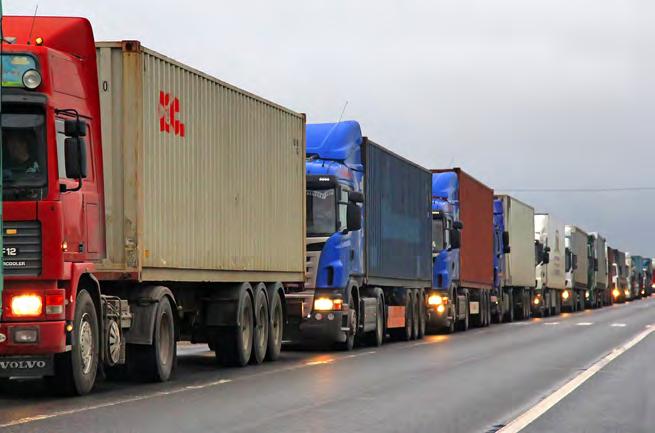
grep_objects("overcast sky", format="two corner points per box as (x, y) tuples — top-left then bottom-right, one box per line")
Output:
(6, 0), (654, 254)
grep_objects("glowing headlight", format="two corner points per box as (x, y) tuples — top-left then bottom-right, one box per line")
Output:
(533, 297), (540, 305)
(428, 294), (443, 306)
(22, 69), (42, 89)
(562, 290), (570, 300)
(436, 304), (445, 314)
(314, 297), (342, 311)
(624, 289), (630, 297)
(585, 291), (590, 299)
(10, 294), (43, 317)
(612, 288), (620, 298)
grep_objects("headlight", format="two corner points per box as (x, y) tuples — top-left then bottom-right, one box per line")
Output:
(624, 289), (630, 297)
(314, 297), (342, 311)
(562, 290), (570, 300)
(10, 294), (43, 317)
(428, 294), (443, 306)
(612, 288), (620, 298)
(22, 69), (42, 89)
(533, 297), (540, 305)
(436, 304), (445, 313)
(585, 291), (590, 299)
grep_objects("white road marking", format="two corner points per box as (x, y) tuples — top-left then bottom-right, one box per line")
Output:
(576, 322), (593, 326)
(610, 323), (627, 327)
(544, 322), (560, 326)
(497, 324), (655, 433)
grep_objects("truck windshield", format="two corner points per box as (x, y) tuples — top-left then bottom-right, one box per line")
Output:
(306, 188), (336, 236)
(2, 107), (47, 200)
(432, 218), (444, 252)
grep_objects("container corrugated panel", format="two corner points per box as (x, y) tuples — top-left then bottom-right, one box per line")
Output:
(498, 195), (535, 288)
(364, 140), (432, 287)
(565, 225), (589, 288)
(434, 168), (493, 289)
(96, 41), (306, 282)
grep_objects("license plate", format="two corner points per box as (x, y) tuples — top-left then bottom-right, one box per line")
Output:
(0, 356), (54, 377)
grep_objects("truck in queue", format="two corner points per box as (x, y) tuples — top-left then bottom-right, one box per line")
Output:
(626, 254), (644, 300)
(0, 16), (306, 395)
(533, 214), (566, 316)
(427, 168), (494, 332)
(640, 259), (652, 297)
(285, 121), (432, 349)
(608, 248), (629, 303)
(587, 233), (608, 308)
(563, 225), (589, 312)
(492, 195), (535, 322)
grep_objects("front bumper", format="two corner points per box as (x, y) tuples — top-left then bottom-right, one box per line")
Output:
(284, 292), (348, 344)
(0, 320), (67, 355)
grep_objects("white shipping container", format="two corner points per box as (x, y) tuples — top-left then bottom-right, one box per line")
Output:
(535, 214), (566, 290)
(565, 225), (589, 289)
(498, 195), (535, 288)
(95, 41), (306, 282)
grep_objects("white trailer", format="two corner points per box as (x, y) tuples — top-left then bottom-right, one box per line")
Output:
(564, 225), (589, 312)
(534, 214), (566, 316)
(496, 195), (535, 321)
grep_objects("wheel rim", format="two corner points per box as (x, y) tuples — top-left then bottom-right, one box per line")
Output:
(79, 313), (94, 375)
(159, 311), (173, 367)
(107, 321), (121, 365)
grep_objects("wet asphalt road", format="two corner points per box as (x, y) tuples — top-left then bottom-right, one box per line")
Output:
(0, 297), (653, 433)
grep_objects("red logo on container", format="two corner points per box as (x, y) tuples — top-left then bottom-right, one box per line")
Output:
(159, 91), (185, 137)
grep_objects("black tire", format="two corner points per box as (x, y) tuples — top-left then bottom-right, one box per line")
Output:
(506, 291), (514, 323)
(417, 289), (426, 339)
(128, 296), (176, 382)
(265, 289), (284, 361)
(366, 294), (385, 347)
(336, 290), (357, 351)
(49, 289), (99, 396)
(455, 295), (469, 332)
(215, 289), (254, 366)
(250, 287), (269, 365)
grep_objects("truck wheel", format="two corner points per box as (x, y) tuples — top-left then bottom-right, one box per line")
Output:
(265, 289), (284, 361)
(215, 289), (254, 365)
(417, 289), (426, 339)
(50, 289), (99, 396)
(366, 294), (385, 347)
(455, 295), (469, 332)
(336, 292), (357, 351)
(250, 287), (269, 365)
(128, 296), (176, 382)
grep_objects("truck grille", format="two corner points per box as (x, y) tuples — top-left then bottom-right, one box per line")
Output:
(3, 221), (42, 276)
(305, 237), (327, 289)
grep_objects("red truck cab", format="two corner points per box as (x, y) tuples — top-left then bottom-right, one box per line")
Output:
(1, 17), (104, 386)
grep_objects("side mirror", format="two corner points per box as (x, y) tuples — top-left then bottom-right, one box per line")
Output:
(450, 229), (461, 249)
(453, 221), (463, 230)
(572, 254), (578, 270)
(502, 231), (510, 254)
(348, 191), (364, 203)
(346, 203), (361, 231)
(542, 251), (550, 265)
(64, 119), (87, 137)
(64, 137), (87, 179)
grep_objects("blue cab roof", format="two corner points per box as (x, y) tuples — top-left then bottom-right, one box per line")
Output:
(306, 121), (363, 169)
